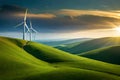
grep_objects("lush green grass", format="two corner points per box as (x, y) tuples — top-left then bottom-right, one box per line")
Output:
(0, 36), (120, 80)
(56, 37), (120, 54)
(23, 41), (120, 75)
(0, 37), (55, 80)
(79, 46), (120, 65)
(24, 68), (120, 80)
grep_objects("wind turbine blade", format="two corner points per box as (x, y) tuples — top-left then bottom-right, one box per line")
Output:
(14, 22), (24, 27)
(30, 21), (33, 28)
(25, 23), (30, 32)
(32, 28), (38, 33)
(24, 9), (28, 21)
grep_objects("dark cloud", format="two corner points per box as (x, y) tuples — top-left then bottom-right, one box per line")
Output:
(0, 4), (26, 13)
(0, 14), (119, 33)
(0, 5), (120, 33)
(31, 15), (119, 32)
(1, 0), (120, 11)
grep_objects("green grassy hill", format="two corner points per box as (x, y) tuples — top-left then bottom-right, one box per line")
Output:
(79, 46), (120, 65)
(56, 37), (120, 54)
(0, 36), (55, 80)
(35, 38), (91, 46)
(0, 36), (120, 80)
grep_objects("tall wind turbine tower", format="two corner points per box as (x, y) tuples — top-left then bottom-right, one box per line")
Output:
(29, 21), (38, 41)
(15, 9), (30, 40)
(23, 9), (27, 40)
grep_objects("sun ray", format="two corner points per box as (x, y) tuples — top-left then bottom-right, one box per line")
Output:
(115, 27), (120, 32)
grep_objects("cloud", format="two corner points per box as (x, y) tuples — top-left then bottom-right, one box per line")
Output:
(1, 7), (120, 33)
(21, 14), (119, 33)
(57, 9), (120, 19)
(16, 13), (56, 19)
(0, 4), (25, 13)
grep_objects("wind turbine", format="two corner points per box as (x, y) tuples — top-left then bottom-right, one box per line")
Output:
(15, 9), (30, 40)
(29, 21), (38, 41)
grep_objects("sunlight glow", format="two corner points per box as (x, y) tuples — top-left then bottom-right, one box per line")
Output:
(112, 26), (120, 37)
(115, 27), (120, 32)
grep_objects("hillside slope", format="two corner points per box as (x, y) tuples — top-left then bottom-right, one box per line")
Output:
(0, 36), (120, 80)
(35, 38), (91, 46)
(79, 46), (120, 65)
(0, 37), (55, 80)
(23, 41), (120, 76)
(56, 37), (120, 54)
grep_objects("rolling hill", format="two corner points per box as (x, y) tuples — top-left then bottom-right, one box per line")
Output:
(79, 46), (120, 65)
(0, 36), (55, 80)
(56, 37), (120, 54)
(35, 38), (91, 46)
(0, 36), (120, 80)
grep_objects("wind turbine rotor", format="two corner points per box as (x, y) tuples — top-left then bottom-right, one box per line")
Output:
(14, 22), (24, 28)
(31, 28), (38, 33)
(24, 9), (28, 22)
(30, 21), (33, 28)
(15, 8), (30, 40)
(25, 23), (30, 32)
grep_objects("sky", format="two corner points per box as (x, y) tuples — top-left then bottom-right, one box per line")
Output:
(0, 0), (120, 40)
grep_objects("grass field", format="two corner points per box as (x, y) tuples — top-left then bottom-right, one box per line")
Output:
(79, 46), (120, 65)
(56, 37), (120, 54)
(0, 36), (120, 80)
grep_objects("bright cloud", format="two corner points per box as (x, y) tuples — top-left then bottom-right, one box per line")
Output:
(57, 9), (120, 19)
(15, 13), (56, 19)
